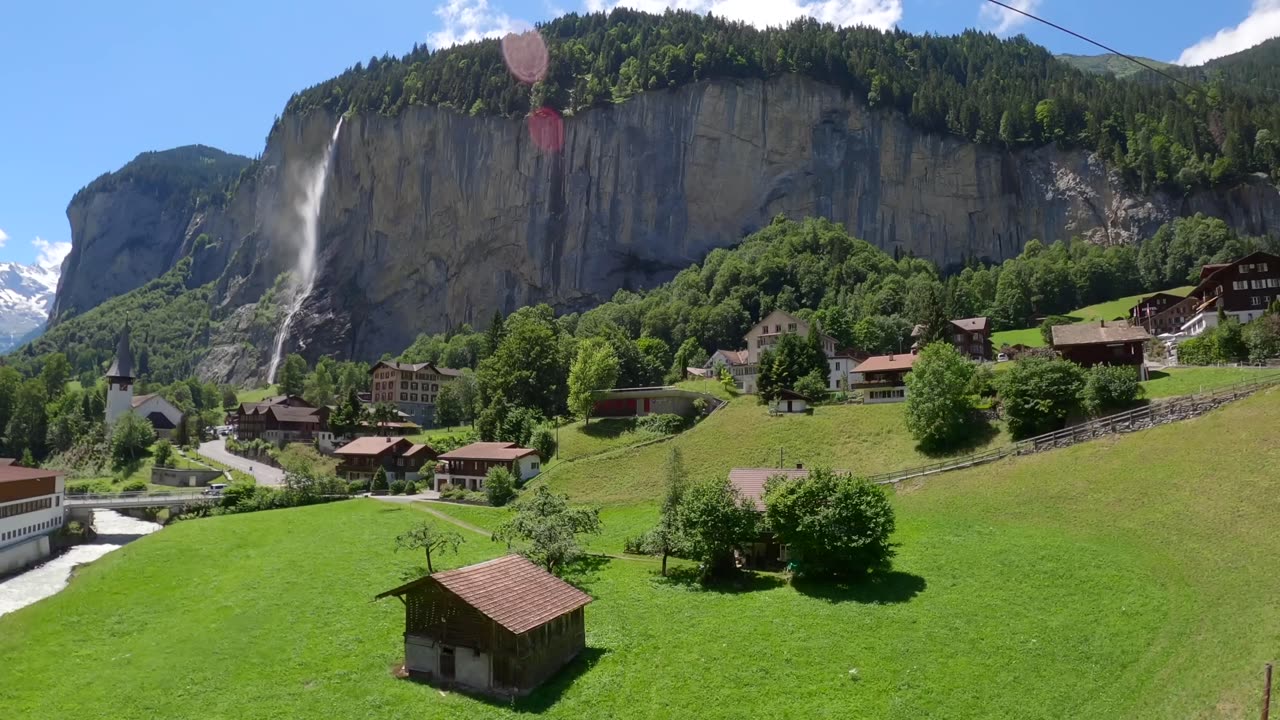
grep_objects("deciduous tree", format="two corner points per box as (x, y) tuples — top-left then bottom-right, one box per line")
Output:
(494, 486), (601, 574)
(678, 475), (758, 580)
(904, 342), (976, 449)
(395, 521), (464, 574)
(567, 337), (619, 424)
(763, 467), (896, 578)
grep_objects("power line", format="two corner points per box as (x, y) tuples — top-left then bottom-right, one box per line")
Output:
(982, 0), (1204, 95)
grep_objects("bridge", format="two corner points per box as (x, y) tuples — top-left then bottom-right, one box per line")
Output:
(64, 491), (216, 510)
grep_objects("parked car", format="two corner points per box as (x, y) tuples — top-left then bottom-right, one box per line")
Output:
(996, 353), (1009, 362)
(203, 483), (228, 497)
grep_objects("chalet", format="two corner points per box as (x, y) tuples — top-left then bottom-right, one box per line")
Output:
(0, 465), (65, 575)
(375, 554), (592, 697)
(851, 353), (919, 403)
(727, 466), (844, 568)
(590, 386), (719, 418)
(369, 361), (461, 428)
(435, 442), (541, 492)
(912, 317), (992, 360)
(233, 396), (331, 444)
(1176, 252), (1280, 337)
(1050, 321), (1151, 379)
(333, 436), (436, 484)
(769, 389), (811, 414)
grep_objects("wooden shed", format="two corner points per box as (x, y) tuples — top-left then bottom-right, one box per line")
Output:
(375, 554), (592, 697)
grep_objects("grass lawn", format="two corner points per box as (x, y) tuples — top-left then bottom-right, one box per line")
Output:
(991, 286), (1194, 349)
(537, 396), (1007, 505)
(1141, 366), (1280, 399)
(5, 389), (1280, 718)
(235, 384), (279, 404)
(674, 378), (737, 401)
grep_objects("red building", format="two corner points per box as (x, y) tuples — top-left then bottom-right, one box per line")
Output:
(1050, 321), (1151, 378)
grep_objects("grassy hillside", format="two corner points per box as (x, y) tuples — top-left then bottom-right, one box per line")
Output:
(537, 397), (1008, 505)
(992, 285), (1194, 348)
(5, 389), (1279, 718)
(1057, 53), (1174, 79)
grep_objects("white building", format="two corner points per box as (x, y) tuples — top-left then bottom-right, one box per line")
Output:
(712, 310), (851, 394)
(0, 464), (66, 575)
(104, 322), (185, 438)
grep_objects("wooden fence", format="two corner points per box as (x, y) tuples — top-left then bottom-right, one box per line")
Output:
(869, 372), (1280, 486)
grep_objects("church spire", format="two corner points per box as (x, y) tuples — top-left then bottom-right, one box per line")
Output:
(106, 317), (135, 380)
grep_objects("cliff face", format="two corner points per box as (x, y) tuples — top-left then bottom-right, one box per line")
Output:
(55, 75), (1280, 382)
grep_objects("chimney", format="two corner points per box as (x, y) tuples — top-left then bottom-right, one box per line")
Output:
(889, 354), (895, 360)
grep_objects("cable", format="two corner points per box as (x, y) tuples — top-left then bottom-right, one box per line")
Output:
(982, 0), (1204, 95)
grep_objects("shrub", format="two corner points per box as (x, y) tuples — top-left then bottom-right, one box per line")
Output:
(764, 467), (897, 579)
(1039, 315), (1075, 344)
(636, 413), (686, 435)
(904, 342), (977, 449)
(152, 440), (175, 468)
(370, 467), (389, 495)
(389, 479), (407, 495)
(530, 426), (557, 462)
(347, 479), (367, 495)
(1080, 365), (1144, 415)
(110, 413), (155, 468)
(220, 480), (258, 509)
(623, 533), (650, 555)
(967, 363), (996, 397)
(119, 478), (149, 493)
(65, 479), (115, 495)
(996, 357), (1086, 439)
(485, 466), (517, 507)
(792, 370), (830, 404)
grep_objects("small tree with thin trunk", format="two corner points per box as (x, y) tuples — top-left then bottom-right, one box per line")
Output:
(395, 521), (464, 574)
(642, 446), (689, 575)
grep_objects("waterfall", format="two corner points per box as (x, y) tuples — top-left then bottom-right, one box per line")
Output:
(267, 116), (344, 384)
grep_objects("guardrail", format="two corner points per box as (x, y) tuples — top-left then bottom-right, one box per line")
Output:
(868, 371), (1280, 486)
(64, 491), (214, 506)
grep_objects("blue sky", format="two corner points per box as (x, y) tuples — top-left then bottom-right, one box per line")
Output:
(0, 0), (1274, 268)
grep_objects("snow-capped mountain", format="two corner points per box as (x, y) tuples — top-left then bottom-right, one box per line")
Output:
(0, 260), (59, 352)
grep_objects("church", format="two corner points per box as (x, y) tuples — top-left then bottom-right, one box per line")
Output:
(105, 322), (184, 438)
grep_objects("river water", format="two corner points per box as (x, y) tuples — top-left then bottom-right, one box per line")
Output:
(0, 510), (161, 617)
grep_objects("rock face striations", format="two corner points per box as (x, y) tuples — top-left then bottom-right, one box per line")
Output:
(53, 75), (1280, 381)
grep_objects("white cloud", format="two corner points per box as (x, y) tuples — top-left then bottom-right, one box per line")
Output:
(978, 0), (1041, 35)
(32, 237), (72, 270)
(0, 228), (8, 248)
(429, 0), (522, 49)
(1176, 0), (1280, 65)
(584, 0), (903, 30)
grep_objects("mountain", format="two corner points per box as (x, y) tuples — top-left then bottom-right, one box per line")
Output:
(50, 144), (252, 324)
(0, 260), (60, 352)
(36, 11), (1280, 383)
(1056, 53), (1174, 80)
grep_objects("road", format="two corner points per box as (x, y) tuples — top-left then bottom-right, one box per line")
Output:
(198, 439), (285, 486)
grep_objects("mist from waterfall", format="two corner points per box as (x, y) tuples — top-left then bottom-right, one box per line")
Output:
(267, 116), (344, 383)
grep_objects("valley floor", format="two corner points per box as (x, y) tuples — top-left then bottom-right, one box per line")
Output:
(2, 389), (1278, 719)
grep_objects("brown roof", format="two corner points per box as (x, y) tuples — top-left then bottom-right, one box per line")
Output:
(1050, 321), (1151, 347)
(333, 436), (411, 456)
(370, 360), (461, 377)
(404, 444), (433, 458)
(378, 555), (593, 635)
(266, 405), (324, 423)
(728, 467), (814, 511)
(950, 316), (989, 332)
(438, 441), (537, 461)
(777, 389), (811, 402)
(1188, 252), (1280, 299)
(854, 353), (919, 374)
(712, 349), (749, 366)
(0, 458), (15, 466)
(0, 465), (62, 483)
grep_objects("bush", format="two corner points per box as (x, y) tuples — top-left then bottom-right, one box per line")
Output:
(763, 467), (896, 579)
(996, 357), (1086, 439)
(485, 466), (517, 507)
(530, 426), (557, 462)
(636, 413), (687, 435)
(347, 479), (367, 495)
(120, 478), (149, 493)
(622, 533), (650, 555)
(370, 467), (389, 495)
(152, 440), (175, 468)
(220, 480), (259, 509)
(65, 479), (115, 495)
(967, 363), (996, 398)
(1080, 365), (1144, 415)
(678, 476), (759, 579)
(389, 479), (407, 495)
(110, 413), (156, 468)
(1039, 315), (1075, 344)
(792, 370), (830, 404)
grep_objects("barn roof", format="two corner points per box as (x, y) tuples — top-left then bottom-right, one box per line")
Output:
(377, 555), (593, 635)
(1050, 321), (1151, 347)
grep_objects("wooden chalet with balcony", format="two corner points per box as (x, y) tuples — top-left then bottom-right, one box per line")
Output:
(333, 436), (436, 484)
(433, 442), (541, 492)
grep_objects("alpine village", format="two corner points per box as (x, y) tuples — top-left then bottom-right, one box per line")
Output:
(5, 6), (1280, 720)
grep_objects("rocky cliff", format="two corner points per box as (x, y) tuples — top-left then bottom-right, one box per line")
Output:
(55, 75), (1280, 382)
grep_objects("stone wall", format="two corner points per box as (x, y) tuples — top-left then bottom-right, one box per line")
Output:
(151, 468), (225, 487)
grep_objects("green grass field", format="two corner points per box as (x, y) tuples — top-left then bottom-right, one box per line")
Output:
(5, 389), (1279, 718)
(991, 286), (1194, 349)
(235, 384), (279, 404)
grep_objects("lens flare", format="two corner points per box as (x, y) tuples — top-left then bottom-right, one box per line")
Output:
(527, 107), (564, 154)
(502, 30), (548, 85)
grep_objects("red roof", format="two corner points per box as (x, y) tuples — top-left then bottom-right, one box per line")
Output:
(727, 467), (813, 511)
(379, 555), (593, 635)
(0, 466), (62, 483)
(854, 353), (919, 374)
(438, 441), (537, 461)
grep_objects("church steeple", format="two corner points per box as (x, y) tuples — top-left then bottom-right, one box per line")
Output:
(106, 318), (135, 381)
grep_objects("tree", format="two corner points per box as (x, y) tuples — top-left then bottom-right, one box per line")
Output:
(635, 336), (672, 385)
(476, 305), (569, 418)
(5, 378), (48, 461)
(485, 308), (506, 358)
(370, 403), (399, 435)
(453, 368), (480, 425)
(1039, 315), (1075, 344)
(530, 426), (557, 462)
(303, 359), (336, 406)
(756, 333), (827, 404)
(329, 388), (366, 437)
(992, 261), (1035, 330)
(1079, 364), (1143, 415)
(370, 466), (389, 495)
(221, 386), (239, 411)
(153, 439), (175, 468)
(40, 353), (71, 400)
(642, 446), (688, 575)
(110, 412), (156, 468)
(484, 466), (517, 506)
(670, 337), (709, 381)
(435, 382), (464, 428)
(567, 337), (619, 424)
(793, 370), (830, 402)
(996, 357), (1086, 438)
(494, 486), (601, 574)
(678, 475), (758, 579)
(763, 467), (897, 578)
(279, 354), (308, 397)
(904, 342), (976, 449)
(394, 521), (464, 574)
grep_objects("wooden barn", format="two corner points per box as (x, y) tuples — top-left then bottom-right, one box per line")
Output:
(375, 554), (592, 697)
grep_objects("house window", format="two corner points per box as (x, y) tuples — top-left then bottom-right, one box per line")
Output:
(400, 381), (408, 389)
(400, 393), (407, 401)
(774, 324), (781, 333)
(787, 323), (797, 332)
(1252, 296), (1263, 307)
(1260, 262), (1269, 272)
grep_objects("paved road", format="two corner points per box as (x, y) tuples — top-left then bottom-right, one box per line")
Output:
(198, 439), (285, 486)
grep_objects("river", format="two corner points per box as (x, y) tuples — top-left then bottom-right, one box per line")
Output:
(0, 511), (161, 617)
